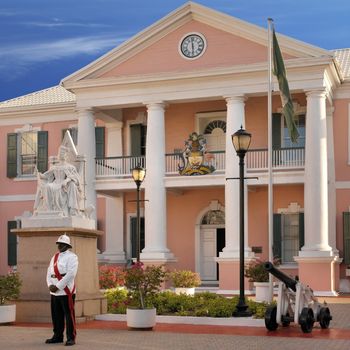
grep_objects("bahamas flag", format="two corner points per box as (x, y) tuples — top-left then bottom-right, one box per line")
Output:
(272, 29), (299, 143)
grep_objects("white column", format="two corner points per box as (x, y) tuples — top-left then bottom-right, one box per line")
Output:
(100, 121), (125, 262)
(326, 108), (338, 253)
(99, 196), (125, 262)
(141, 102), (174, 261)
(77, 108), (97, 223)
(300, 90), (332, 257)
(220, 96), (252, 258)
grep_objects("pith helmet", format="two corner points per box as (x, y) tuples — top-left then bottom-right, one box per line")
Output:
(56, 234), (72, 248)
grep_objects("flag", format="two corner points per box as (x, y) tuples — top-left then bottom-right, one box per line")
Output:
(272, 28), (299, 143)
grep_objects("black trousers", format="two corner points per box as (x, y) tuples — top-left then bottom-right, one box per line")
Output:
(50, 294), (76, 341)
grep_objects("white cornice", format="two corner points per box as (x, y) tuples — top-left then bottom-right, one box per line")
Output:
(65, 56), (333, 93)
(334, 82), (350, 99)
(0, 103), (77, 126)
(61, 1), (330, 86)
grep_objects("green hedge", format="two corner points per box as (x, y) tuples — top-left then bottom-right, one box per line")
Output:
(104, 289), (273, 318)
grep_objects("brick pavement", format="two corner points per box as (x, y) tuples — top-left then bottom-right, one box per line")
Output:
(0, 300), (349, 350)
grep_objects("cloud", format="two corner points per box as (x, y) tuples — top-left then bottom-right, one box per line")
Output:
(21, 19), (112, 29)
(0, 35), (127, 79)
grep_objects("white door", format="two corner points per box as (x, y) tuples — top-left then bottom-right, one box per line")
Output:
(200, 228), (217, 281)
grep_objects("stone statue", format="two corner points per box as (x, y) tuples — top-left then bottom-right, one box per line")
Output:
(34, 145), (83, 217)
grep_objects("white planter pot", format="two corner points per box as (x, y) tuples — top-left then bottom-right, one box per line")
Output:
(174, 287), (195, 296)
(254, 282), (271, 303)
(126, 308), (156, 329)
(0, 304), (16, 323)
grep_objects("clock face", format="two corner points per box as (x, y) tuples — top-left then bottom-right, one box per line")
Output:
(179, 33), (206, 59)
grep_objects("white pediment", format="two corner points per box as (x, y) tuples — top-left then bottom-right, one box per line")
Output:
(61, 1), (330, 87)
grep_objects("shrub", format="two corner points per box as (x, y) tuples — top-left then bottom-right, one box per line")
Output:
(105, 287), (269, 319)
(244, 258), (280, 283)
(0, 271), (22, 305)
(170, 270), (201, 288)
(124, 262), (166, 309)
(104, 287), (128, 314)
(99, 265), (125, 289)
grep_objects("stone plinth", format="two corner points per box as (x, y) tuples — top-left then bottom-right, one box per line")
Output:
(12, 227), (106, 323)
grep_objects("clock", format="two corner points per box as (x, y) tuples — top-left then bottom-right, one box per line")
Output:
(179, 33), (206, 59)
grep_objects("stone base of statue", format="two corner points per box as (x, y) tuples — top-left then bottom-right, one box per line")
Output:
(12, 226), (106, 323)
(21, 211), (95, 230)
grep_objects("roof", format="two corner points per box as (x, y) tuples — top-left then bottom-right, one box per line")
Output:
(334, 48), (350, 79)
(0, 85), (75, 109)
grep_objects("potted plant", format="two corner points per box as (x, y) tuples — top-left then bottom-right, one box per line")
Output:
(0, 271), (21, 323)
(244, 258), (273, 302)
(124, 262), (166, 329)
(170, 269), (201, 296)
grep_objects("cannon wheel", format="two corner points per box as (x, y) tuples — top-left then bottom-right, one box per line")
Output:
(319, 307), (331, 329)
(265, 306), (278, 331)
(299, 307), (314, 333)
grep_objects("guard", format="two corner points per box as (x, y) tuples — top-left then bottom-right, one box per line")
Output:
(45, 234), (78, 346)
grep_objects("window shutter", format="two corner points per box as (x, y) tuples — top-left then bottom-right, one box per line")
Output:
(299, 212), (305, 250)
(7, 133), (18, 178)
(37, 131), (48, 173)
(130, 124), (142, 156)
(130, 217), (145, 259)
(273, 213), (282, 260)
(272, 113), (281, 149)
(95, 127), (105, 158)
(8, 221), (17, 266)
(343, 212), (350, 265)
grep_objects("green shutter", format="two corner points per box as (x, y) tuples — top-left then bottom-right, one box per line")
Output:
(8, 221), (17, 266)
(343, 212), (350, 265)
(7, 133), (18, 178)
(95, 127), (105, 158)
(130, 124), (142, 156)
(62, 128), (68, 140)
(272, 113), (282, 149)
(299, 213), (304, 249)
(273, 213), (282, 260)
(37, 131), (48, 173)
(130, 217), (145, 259)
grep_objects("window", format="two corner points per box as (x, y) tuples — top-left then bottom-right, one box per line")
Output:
(130, 124), (147, 156)
(20, 131), (38, 175)
(273, 212), (304, 264)
(283, 114), (305, 148)
(62, 126), (105, 158)
(7, 130), (48, 178)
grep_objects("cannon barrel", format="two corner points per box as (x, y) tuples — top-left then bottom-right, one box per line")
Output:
(264, 262), (297, 292)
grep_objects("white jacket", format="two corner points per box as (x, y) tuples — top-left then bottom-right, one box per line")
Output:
(46, 250), (78, 296)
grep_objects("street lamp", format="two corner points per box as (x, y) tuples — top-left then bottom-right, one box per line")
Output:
(131, 165), (146, 262)
(231, 126), (252, 317)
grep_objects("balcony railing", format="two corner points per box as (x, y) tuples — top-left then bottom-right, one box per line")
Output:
(95, 148), (304, 178)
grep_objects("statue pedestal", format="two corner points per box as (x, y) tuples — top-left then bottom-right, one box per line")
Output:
(12, 227), (106, 323)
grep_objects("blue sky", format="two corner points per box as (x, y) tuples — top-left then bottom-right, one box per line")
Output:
(0, 0), (349, 102)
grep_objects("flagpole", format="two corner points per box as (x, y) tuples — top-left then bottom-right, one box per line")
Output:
(267, 18), (274, 302)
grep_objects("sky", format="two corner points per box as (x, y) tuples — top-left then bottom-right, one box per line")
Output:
(0, 0), (349, 102)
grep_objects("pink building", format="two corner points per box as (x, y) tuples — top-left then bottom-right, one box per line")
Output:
(1, 2), (350, 296)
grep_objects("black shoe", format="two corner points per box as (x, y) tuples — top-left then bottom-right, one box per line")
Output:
(65, 340), (75, 346)
(45, 337), (63, 344)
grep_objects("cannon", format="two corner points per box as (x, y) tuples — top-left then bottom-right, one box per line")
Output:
(264, 262), (332, 333)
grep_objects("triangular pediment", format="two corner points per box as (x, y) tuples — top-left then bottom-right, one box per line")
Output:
(62, 1), (330, 86)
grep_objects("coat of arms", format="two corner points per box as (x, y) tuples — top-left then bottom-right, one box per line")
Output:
(178, 132), (215, 176)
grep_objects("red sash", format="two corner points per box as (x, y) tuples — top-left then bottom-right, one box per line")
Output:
(53, 252), (76, 340)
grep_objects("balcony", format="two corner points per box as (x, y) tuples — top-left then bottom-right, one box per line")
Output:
(95, 147), (305, 179)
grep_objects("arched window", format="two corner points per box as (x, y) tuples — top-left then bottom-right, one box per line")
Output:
(201, 210), (225, 225)
(203, 120), (226, 135)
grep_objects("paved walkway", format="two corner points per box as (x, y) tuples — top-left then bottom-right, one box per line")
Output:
(1, 300), (350, 350)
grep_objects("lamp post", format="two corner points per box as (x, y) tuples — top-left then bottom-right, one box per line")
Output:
(232, 126), (252, 317)
(131, 165), (146, 262)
